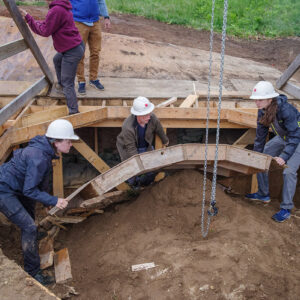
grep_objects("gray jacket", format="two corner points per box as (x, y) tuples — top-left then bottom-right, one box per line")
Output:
(116, 113), (169, 161)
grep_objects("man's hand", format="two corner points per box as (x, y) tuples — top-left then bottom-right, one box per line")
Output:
(19, 8), (28, 18)
(56, 198), (68, 209)
(274, 156), (285, 166)
(104, 18), (111, 31)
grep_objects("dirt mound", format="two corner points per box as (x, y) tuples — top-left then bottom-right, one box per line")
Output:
(56, 170), (300, 299)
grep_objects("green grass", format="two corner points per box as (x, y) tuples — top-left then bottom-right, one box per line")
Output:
(15, 1), (46, 7)
(108, 0), (300, 38)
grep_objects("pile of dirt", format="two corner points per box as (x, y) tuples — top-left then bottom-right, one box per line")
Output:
(54, 170), (300, 299)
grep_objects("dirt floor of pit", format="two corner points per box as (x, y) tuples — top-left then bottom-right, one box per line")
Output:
(2, 170), (300, 300)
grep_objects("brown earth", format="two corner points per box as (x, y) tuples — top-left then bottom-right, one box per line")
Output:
(0, 5), (300, 300)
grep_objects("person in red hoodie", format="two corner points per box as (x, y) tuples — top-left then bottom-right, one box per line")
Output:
(20, 0), (84, 115)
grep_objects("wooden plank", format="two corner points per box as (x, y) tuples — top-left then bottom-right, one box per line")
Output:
(72, 139), (129, 191)
(80, 191), (124, 208)
(276, 54), (300, 89)
(52, 153), (64, 198)
(156, 97), (177, 108)
(0, 38), (28, 61)
(39, 237), (54, 270)
(3, 0), (54, 83)
(179, 95), (198, 108)
(251, 174), (258, 193)
(233, 128), (256, 148)
(282, 82), (300, 99)
(54, 248), (72, 283)
(226, 109), (257, 128)
(0, 76), (48, 126)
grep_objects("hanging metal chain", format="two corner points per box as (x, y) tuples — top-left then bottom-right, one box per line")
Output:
(201, 0), (228, 238)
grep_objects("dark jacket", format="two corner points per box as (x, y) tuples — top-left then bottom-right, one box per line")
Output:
(253, 94), (300, 162)
(116, 114), (169, 161)
(0, 135), (58, 206)
(25, 0), (82, 53)
(70, 0), (109, 23)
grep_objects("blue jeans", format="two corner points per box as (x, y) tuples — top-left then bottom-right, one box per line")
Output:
(257, 135), (300, 210)
(0, 183), (40, 276)
(128, 147), (156, 186)
(53, 41), (85, 114)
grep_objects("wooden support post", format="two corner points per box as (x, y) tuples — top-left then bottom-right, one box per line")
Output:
(179, 95), (198, 108)
(52, 153), (64, 198)
(72, 139), (129, 191)
(251, 174), (258, 193)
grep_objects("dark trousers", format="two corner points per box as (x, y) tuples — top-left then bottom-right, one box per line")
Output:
(53, 41), (85, 114)
(0, 184), (40, 276)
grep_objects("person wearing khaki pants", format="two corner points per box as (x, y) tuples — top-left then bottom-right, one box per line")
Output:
(70, 0), (111, 95)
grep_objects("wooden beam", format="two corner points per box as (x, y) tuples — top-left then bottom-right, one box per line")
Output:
(72, 139), (129, 191)
(251, 174), (258, 193)
(0, 77), (48, 126)
(0, 38), (28, 61)
(179, 95), (198, 108)
(276, 54), (300, 89)
(156, 97), (177, 108)
(233, 128), (256, 148)
(54, 248), (72, 283)
(281, 82), (300, 99)
(52, 153), (64, 198)
(3, 0), (54, 83)
(226, 109), (257, 128)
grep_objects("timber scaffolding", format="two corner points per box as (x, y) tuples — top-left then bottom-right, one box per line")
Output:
(1, 0), (300, 206)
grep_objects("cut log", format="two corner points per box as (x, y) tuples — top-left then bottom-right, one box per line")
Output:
(54, 248), (72, 283)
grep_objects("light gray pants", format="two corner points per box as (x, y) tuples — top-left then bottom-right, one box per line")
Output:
(257, 135), (300, 209)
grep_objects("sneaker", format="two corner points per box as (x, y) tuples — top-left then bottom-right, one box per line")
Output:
(89, 79), (104, 91)
(33, 270), (55, 286)
(272, 209), (291, 223)
(245, 192), (271, 203)
(78, 82), (86, 95)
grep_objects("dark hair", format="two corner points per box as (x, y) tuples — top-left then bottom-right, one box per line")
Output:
(259, 98), (278, 127)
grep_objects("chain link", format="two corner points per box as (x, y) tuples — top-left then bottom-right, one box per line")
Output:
(201, 0), (229, 238)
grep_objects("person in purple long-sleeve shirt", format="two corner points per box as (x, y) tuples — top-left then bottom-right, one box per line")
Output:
(20, 0), (84, 114)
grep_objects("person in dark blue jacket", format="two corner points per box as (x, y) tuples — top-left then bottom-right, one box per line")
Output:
(245, 81), (300, 222)
(0, 119), (79, 285)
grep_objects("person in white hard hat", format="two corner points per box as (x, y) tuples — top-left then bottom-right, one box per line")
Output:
(0, 119), (78, 285)
(116, 96), (169, 186)
(245, 81), (300, 222)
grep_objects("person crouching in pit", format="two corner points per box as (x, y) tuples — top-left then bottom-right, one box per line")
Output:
(116, 96), (169, 187)
(0, 119), (79, 285)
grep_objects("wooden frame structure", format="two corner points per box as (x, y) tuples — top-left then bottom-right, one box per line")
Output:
(276, 53), (300, 99)
(0, 0), (53, 127)
(49, 143), (273, 215)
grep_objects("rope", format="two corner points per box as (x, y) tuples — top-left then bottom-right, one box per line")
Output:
(201, 0), (229, 238)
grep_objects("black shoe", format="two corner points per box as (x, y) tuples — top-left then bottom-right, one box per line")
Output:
(33, 270), (55, 286)
(78, 82), (86, 95)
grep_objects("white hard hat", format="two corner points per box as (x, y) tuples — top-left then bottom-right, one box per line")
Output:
(131, 96), (155, 116)
(45, 119), (79, 140)
(250, 81), (279, 100)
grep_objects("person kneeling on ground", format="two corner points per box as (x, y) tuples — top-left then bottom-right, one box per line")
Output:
(20, 0), (85, 115)
(116, 96), (169, 187)
(0, 119), (79, 285)
(245, 81), (300, 222)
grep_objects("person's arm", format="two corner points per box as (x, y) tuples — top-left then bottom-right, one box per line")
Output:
(278, 105), (300, 162)
(253, 110), (269, 153)
(154, 116), (169, 146)
(23, 7), (62, 37)
(98, 0), (111, 30)
(23, 157), (58, 206)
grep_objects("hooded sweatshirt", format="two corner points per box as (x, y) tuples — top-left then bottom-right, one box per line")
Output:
(0, 135), (58, 207)
(25, 0), (82, 53)
(254, 94), (300, 162)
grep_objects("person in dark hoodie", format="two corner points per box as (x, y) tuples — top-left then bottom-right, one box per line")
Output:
(20, 0), (84, 115)
(0, 119), (79, 285)
(245, 81), (300, 222)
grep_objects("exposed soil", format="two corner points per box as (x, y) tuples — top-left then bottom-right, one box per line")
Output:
(0, 5), (300, 300)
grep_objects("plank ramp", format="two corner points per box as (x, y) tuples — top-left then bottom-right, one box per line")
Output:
(49, 144), (272, 215)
